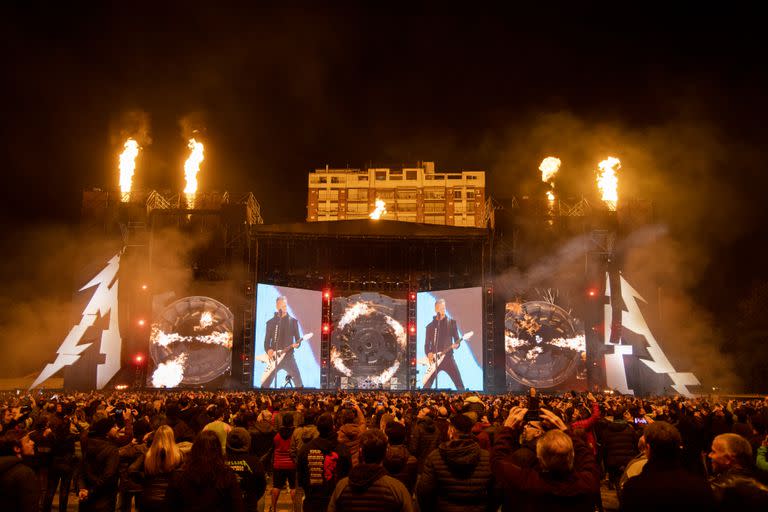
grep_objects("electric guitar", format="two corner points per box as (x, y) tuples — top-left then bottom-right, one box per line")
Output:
(418, 331), (473, 386)
(255, 333), (313, 387)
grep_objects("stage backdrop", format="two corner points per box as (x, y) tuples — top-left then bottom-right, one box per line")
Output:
(253, 284), (321, 388)
(417, 288), (483, 391)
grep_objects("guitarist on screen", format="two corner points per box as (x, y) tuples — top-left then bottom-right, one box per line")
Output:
(424, 299), (466, 390)
(262, 295), (304, 388)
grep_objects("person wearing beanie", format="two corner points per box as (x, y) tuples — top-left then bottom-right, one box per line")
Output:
(79, 416), (120, 512)
(382, 421), (418, 493)
(416, 413), (494, 512)
(226, 427), (266, 512)
(298, 413), (352, 512)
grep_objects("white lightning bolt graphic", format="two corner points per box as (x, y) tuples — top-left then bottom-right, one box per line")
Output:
(604, 272), (634, 395)
(604, 272), (700, 397)
(30, 254), (122, 389)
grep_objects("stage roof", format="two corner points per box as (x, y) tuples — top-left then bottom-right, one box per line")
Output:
(251, 219), (489, 240)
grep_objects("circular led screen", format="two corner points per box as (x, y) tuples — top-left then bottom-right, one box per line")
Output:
(149, 296), (233, 387)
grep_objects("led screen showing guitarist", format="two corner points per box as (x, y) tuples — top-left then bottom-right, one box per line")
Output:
(261, 296), (305, 388)
(423, 299), (468, 390)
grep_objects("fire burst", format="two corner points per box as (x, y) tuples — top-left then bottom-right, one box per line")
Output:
(597, 157), (620, 211)
(151, 353), (188, 388)
(539, 157), (561, 183)
(184, 138), (204, 208)
(119, 138), (140, 201)
(369, 199), (387, 220)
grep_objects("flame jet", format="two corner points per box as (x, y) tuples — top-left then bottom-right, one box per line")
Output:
(119, 139), (140, 201)
(184, 139), (204, 208)
(369, 198), (387, 219)
(597, 157), (620, 211)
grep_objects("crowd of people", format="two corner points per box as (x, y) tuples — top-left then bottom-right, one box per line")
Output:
(1, 388), (768, 511)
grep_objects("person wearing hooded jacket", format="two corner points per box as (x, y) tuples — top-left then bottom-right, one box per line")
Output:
(416, 413), (494, 512)
(382, 421), (417, 494)
(328, 429), (412, 512)
(298, 413), (352, 512)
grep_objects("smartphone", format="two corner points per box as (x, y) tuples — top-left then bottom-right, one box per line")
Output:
(633, 417), (647, 425)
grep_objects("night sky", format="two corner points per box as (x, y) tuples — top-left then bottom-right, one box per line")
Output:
(2, 5), (767, 386)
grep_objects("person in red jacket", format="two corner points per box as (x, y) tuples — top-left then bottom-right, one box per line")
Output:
(271, 413), (299, 512)
(569, 393), (601, 454)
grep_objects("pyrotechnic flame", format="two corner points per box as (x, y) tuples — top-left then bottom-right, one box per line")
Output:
(330, 346), (353, 376)
(151, 353), (188, 388)
(597, 156), (620, 211)
(546, 190), (555, 203)
(199, 311), (213, 329)
(150, 325), (233, 349)
(119, 138), (140, 201)
(539, 157), (561, 183)
(338, 302), (375, 328)
(184, 138), (204, 207)
(369, 198), (387, 219)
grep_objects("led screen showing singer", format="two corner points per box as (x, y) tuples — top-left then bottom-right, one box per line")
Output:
(416, 288), (483, 391)
(253, 285), (321, 388)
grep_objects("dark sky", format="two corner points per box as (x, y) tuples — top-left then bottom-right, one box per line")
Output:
(2, 5), (767, 322)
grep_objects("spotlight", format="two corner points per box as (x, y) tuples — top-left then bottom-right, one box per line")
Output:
(323, 289), (332, 301)
(409, 292), (416, 301)
(140, 284), (148, 291)
(587, 288), (598, 298)
(408, 323), (416, 335)
(137, 319), (146, 327)
(322, 322), (330, 334)
(134, 354), (144, 364)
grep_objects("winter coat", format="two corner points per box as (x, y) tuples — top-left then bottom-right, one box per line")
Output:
(248, 421), (275, 459)
(338, 423), (366, 467)
(382, 444), (418, 493)
(0, 455), (39, 512)
(416, 437), (494, 512)
(492, 427), (600, 512)
(128, 453), (182, 512)
(408, 417), (439, 471)
(165, 465), (244, 512)
(297, 433), (352, 512)
(598, 420), (638, 470)
(621, 458), (715, 512)
(328, 463), (413, 512)
(709, 466), (768, 512)
(79, 435), (120, 500)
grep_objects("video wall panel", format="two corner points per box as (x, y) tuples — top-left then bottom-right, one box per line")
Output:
(253, 285), (322, 388)
(329, 292), (408, 390)
(416, 288), (483, 391)
(504, 291), (587, 391)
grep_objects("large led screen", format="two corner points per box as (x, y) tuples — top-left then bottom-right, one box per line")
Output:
(253, 285), (321, 388)
(417, 288), (483, 391)
(504, 291), (587, 391)
(149, 296), (234, 388)
(329, 292), (408, 390)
